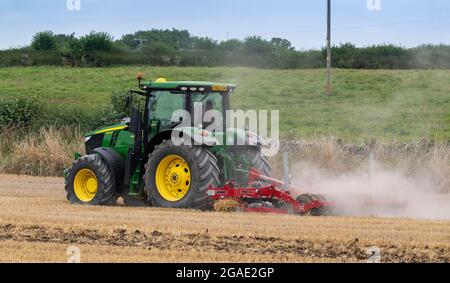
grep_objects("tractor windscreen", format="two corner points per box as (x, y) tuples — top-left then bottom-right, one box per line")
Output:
(150, 91), (185, 130)
(192, 92), (228, 128)
(150, 90), (229, 129)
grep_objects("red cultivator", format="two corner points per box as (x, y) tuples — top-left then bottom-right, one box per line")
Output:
(208, 168), (407, 216)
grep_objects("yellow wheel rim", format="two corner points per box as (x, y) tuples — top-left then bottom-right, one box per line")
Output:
(155, 155), (191, 202)
(73, 169), (98, 202)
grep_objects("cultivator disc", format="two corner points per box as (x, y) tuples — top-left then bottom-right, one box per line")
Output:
(296, 194), (335, 216)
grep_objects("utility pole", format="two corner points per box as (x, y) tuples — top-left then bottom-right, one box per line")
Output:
(325, 0), (332, 96)
(133, 38), (149, 51)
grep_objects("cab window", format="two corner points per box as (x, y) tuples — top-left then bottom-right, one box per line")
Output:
(151, 91), (185, 128)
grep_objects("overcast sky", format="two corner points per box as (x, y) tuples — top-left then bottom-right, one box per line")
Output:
(1, 0), (450, 50)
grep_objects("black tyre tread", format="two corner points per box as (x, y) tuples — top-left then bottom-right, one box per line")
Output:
(192, 148), (220, 208)
(144, 140), (220, 210)
(245, 147), (272, 177)
(64, 154), (116, 205)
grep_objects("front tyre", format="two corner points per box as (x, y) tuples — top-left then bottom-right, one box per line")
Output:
(65, 154), (116, 205)
(144, 140), (220, 210)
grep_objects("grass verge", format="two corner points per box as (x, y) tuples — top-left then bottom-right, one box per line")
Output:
(0, 67), (449, 141)
(1, 127), (448, 192)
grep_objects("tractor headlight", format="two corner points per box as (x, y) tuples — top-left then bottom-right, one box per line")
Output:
(85, 136), (92, 143)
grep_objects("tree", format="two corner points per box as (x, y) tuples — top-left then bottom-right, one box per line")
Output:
(219, 39), (242, 51)
(270, 37), (293, 50)
(31, 31), (56, 51)
(79, 31), (113, 51)
(144, 42), (175, 54)
(120, 29), (192, 50)
(243, 36), (273, 54)
(143, 42), (176, 65)
(192, 37), (218, 50)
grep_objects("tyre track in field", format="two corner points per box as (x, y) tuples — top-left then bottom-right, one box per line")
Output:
(0, 223), (448, 263)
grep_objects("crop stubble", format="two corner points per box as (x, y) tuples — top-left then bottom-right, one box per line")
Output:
(0, 174), (448, 263)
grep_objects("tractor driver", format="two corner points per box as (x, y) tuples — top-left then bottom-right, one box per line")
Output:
(202, 99), (216, 129)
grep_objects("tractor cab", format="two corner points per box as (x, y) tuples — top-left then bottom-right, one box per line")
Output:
(135, 77), (235, 131)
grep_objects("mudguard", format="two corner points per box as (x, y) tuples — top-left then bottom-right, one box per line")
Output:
(151, 128), (219, 148)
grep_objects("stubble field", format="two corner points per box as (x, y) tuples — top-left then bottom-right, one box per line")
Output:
(0, 174), (448, 263)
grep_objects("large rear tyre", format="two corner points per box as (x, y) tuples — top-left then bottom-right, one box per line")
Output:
(144, 140), (220, 210)
(65, 154), (116, 205)
(246, 146), (271, 177)
(231, 146), (272, 177)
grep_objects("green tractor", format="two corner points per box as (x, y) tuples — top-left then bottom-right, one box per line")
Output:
(64, 75), (271, 209)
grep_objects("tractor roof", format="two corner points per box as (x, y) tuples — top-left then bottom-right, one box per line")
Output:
(140, 79), (236, 93)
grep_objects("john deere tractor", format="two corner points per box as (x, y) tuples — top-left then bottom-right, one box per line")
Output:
(64, 75), (271, 209)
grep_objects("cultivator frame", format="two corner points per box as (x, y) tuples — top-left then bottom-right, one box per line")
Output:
(208, 168), (407, 216)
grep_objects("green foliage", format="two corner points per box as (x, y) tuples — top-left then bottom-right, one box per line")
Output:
(67, 37), (84, 58)
(409, 44), (450, 69)
(121, 29), (192, 49)
(31, 31), (56, 51)
(270, 37), (294, 51)
(78, 31), (113, 51)
(0, 89), (129, 132)
(219, 39), (242, 51)
(0, 67), (448, 142)
(0, 49), (61, 66)
(4, 29), (450, 69)
(0, 96), (39, 127)
(330, 43), (410, 69)
(243, 36), (274, 54)
(33, 104), (122, 132)
(110, 89), (129, 118)
(192, 37), (218, 50)
(142, 42), (176, 65)
(53, 33), (77, 53)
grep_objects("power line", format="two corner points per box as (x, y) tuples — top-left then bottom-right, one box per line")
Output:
(228, 16), (450, 38)
(333, 16), (450, 31)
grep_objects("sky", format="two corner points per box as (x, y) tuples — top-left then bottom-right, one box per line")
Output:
(1, 0), (450, 50)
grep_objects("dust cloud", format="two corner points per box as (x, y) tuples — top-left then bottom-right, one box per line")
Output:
(290, 154), (450, 220)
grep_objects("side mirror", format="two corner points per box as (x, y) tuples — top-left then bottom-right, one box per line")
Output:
(125, 95), (132, 109)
